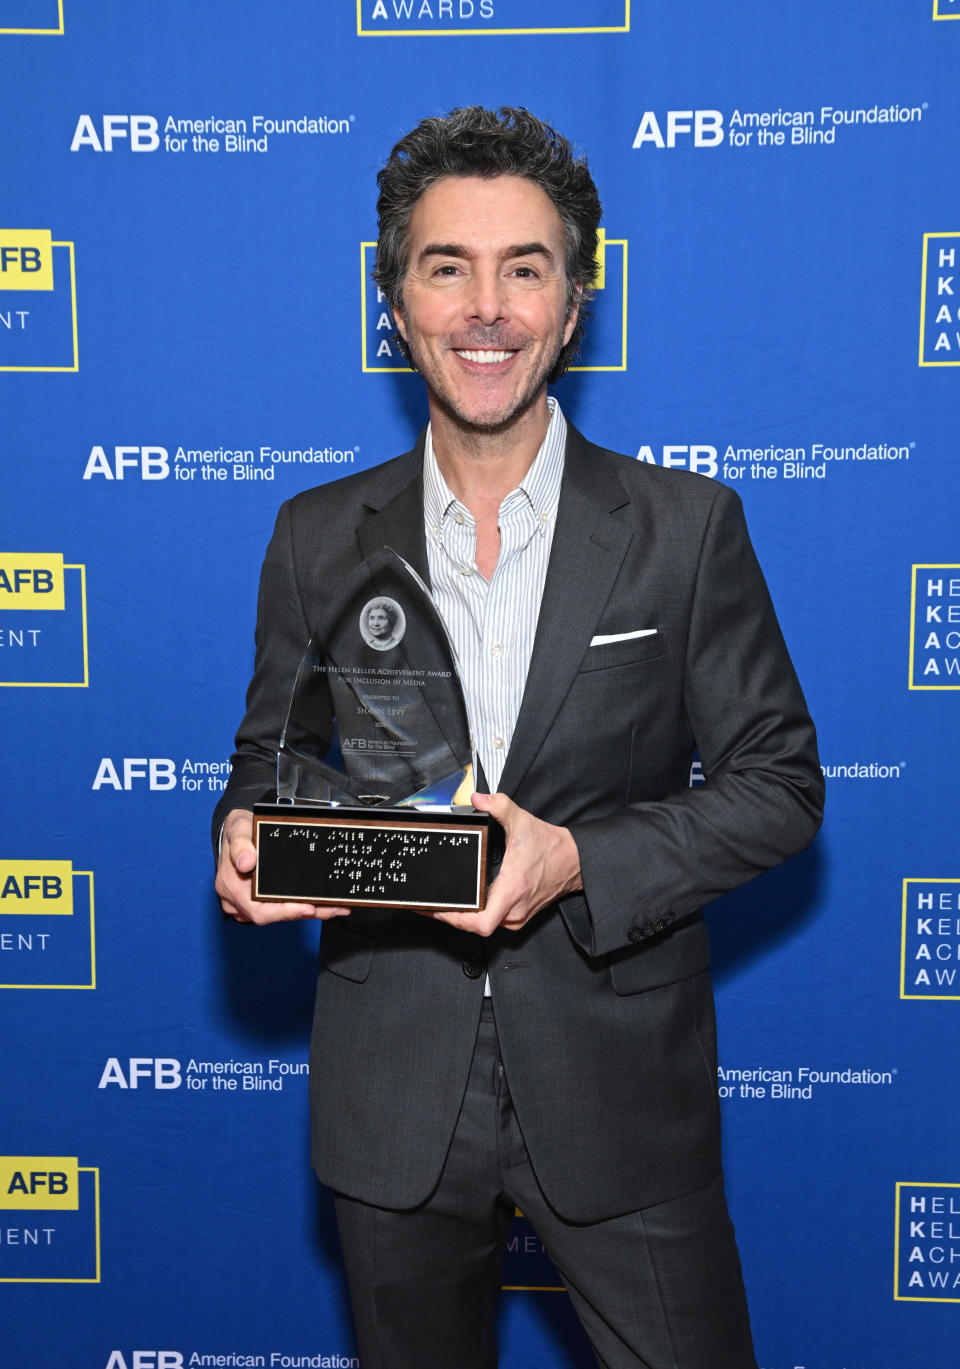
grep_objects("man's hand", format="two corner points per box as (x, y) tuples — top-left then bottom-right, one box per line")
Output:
(215, 808), (351, 925)
(430, 792), (582, 937)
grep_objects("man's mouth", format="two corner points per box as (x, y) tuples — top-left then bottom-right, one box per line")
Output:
(454, 349), (518, 365)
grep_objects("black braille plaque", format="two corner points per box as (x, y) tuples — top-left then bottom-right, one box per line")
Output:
(253, 804), (497, 910)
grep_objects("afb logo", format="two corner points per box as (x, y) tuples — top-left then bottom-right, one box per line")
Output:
(0, 859), (95, 990)
(919, 233), (960, 365)
(632, 111), (725, 149)
(0, 0), (63, 34)
(0, 229), (78, 371)
(361, 227), (628, 372)
(637, 444), (718, 478)
(70, 115), (159, 152)
(99, 1058), (182, 1089)
(357, 0), (628, 36)
(908, 565), (960, 688)
(895, 1182), (960, 1301)
(0, 1155), (100, 1283)
(92, 758), (177, 790)
(104, 1357), (184, 1369)
(83, 446), (170, 480)
(0, 552), (88, 686)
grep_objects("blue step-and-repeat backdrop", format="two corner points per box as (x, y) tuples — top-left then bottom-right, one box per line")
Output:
(1, 4), (957, 1367)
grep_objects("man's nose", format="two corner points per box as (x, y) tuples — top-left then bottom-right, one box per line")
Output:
(466, 266), (507, 326)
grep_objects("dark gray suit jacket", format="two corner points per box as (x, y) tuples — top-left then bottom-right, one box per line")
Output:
(214, 426), (823, 1223)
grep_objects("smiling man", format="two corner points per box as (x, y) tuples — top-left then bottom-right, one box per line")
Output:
(395, 174), (575, 435)
(214, 107), (823, 1369)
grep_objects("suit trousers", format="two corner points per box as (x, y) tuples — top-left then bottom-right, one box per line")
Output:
(333, 1000), (758, 1369)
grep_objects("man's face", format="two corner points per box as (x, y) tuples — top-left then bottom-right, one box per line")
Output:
(366, 606), (390, 638)
(392, 175), (579, 433)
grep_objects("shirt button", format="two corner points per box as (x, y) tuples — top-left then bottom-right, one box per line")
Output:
(490, 643), (503, 658)
(460, 566), (473, 576)
(431, 523), (440, 536)
(540, 511), (550, 524)
(492, 735), (504, 750)
(454, 511), (465, 525)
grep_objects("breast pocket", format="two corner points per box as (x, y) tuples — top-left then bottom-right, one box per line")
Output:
(580, 629), (667, 673)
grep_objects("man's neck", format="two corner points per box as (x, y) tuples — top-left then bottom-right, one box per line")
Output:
(429, 394), (551, 516)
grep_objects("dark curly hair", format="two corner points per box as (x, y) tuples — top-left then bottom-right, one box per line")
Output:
(374, 106), (602, 383)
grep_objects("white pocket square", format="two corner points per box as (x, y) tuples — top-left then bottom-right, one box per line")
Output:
(589, 628), (658, 647)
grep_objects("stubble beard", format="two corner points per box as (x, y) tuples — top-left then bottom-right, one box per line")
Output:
(406, 329), (567, 437)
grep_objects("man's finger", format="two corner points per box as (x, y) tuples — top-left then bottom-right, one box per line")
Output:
(222, 897), (349, 924)
(431, 908), (497, 936)
(470, 790), (516, 827)
(232, 843), (257, 874)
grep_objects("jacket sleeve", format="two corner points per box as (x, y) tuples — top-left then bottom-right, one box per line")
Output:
(211, 499), (312, 852)
(563, 483), (824, 959)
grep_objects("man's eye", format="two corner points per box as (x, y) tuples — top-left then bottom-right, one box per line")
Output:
(434, 264), (461, 277)
(512, 266), (537, 279)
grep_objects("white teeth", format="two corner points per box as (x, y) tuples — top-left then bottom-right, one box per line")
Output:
(455, 349), (514, 364)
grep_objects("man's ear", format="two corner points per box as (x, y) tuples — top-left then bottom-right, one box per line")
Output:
(393, 297), (407, 342)
(563, 283), (582, 347)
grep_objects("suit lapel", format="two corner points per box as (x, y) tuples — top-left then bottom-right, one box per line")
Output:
(498, 428), (634, 798)
(355, 436), (430, 583)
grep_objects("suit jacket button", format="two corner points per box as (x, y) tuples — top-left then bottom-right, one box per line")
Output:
(628, 926), (644, 943)
(654, 918), (668, 933)
(462, 960), (483, 979)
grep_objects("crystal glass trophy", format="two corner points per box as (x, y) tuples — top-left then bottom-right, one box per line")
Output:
(252, 548), (502, 910)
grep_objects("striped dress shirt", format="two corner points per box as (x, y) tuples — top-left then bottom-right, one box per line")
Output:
(422, 397), (567, 795)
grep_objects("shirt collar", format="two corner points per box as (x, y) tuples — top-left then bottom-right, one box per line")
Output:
(422, 397), (567, 536)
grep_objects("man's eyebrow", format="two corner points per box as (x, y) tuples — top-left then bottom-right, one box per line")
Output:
(415, 241), (557, 267)
(505, 241), (555, 262)
(416, 243), (469, 267)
